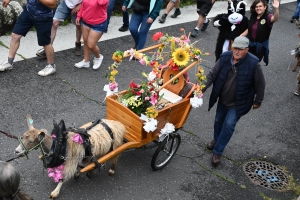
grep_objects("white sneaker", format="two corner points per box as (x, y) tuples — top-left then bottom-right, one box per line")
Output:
(74, 60), (90, 68)
(38, 64), (56, 76)
(92, 55), (103, 70)
(0, 62), (13, 71)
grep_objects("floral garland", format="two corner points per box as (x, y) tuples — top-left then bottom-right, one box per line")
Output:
(104, 29), (208, 131)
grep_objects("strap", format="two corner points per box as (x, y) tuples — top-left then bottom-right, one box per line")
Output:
(100, 121), (114, 152)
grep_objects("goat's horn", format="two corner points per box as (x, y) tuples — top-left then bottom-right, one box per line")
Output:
(236, 1), (247, 11)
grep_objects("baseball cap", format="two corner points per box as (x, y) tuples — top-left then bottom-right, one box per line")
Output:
(232, 36), (249, 49)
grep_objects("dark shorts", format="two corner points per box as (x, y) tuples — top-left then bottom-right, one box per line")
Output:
(81, 20), (108, 33)
(197, 0), (214, 16)
(12, 7), (53, 46)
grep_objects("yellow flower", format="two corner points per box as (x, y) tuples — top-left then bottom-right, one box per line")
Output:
(172, 48), (190, 66)
(111, 69), (118, 76)
(146, 106), (158, 118)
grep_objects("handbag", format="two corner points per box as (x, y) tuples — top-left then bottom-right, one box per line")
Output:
(130, 1), (149, 14)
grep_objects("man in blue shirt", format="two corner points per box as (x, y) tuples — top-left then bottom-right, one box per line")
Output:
(0, 0), (57, 76)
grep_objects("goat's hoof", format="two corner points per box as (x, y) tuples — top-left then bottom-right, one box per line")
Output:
(108, 169), (115, 176)
(86, 171), (93, 179)
(74, 171), (80, 180)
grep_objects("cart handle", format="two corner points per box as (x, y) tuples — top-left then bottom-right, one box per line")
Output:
(159, 60), (198, 91)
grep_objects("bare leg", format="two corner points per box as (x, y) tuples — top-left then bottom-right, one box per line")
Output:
(50, 20), (60, 45)
(75, 24), (82, 43)
(8, 33), (22, 59)
(196, 14), (206, 29)
(86, 30), (103, 59)
(81, 25), (91, 62)
(165, 1), (175, 15)
(44, 44), (54, 64)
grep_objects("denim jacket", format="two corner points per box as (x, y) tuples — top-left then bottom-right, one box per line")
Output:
(123, 0), (163, 20)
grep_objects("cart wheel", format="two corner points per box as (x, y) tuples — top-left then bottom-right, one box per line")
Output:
(151, 133), (181, 171)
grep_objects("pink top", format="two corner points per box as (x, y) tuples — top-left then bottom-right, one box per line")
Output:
(77, 0), (108, 25)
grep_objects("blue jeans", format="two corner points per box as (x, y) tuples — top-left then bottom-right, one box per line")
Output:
(107, 0), (129, 28)
(293, 0), (300, 19)
(213, 102), (240, 156)
(129, 11), (154, 50)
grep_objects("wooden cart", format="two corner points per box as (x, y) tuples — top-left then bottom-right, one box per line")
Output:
(81, 45), (199, 173)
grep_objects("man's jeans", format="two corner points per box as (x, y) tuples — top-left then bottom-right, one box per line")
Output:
(293, 0), (300, 19)
(129, 11), (154, 50)
(213, 102), (240, 156)
(107, 0), (129, 28)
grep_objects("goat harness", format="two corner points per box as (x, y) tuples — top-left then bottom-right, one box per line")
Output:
(45, 119), (114, 170)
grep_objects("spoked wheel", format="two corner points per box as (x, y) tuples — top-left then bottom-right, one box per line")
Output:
(151, 133), (181, 171)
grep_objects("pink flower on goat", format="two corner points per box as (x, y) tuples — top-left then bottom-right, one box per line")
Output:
(72, 134), (83, 144)
(47, 163), (65, 183)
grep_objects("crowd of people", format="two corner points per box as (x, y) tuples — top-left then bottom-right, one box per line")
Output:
(1, 0), (299, 166)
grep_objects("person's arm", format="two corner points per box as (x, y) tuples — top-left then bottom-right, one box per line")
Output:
(72, 3), (82, 14)
(39, 0), (56, 9)
(270, 0), (279, 23)
(240, 29), (248, 37)
(2, 0), (10, 7)
(253, 63), (265, 109)
(149, 0), (163, 20)
(202, 59), (221, 92)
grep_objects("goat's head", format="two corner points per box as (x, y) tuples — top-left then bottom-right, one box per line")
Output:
(15, 114), (48, 156)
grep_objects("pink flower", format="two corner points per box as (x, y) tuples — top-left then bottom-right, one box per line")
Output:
(139, 89), (144, 93)
(150, 93), (158, 105)
(139, 58), (146, 65)
(47, 164), (65, 183)
(109, 82), (118, 91)
(145, 96), (150, 101)
(51, 134), (56, 138)
(72, 134), (83, 144)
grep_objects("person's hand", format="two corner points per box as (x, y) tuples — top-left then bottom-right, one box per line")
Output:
(72, 4), (81, 14)
(252, 104), (260, 109)
(2, 0), (11, 7)
(272, 0), (279, 9)
(147, 17), (153, 24)
(122, 6), (126, 12)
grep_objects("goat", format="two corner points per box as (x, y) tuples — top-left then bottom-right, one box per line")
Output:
(15, 114), (126, 199)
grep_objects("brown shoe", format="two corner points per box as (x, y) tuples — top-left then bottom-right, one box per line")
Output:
(207, 140), (216, 150)
(73, 42), (82, 56)
(212, 154), (221, 166)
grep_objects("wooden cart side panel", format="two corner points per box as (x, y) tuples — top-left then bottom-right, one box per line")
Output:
(106, 96), (145, 142)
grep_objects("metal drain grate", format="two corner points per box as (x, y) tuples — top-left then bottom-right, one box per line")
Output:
(243, 161), (289, 190)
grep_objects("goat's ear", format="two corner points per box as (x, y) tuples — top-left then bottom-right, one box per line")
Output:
(26, 114), (34, 130)
(38, 132), (45, 141)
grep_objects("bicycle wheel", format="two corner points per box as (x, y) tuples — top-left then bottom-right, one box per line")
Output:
(151, 133), (181, 171)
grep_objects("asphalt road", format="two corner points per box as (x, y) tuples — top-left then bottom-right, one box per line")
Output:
(0, 2), (300, 200)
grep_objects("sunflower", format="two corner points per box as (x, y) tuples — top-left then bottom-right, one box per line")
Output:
(172, 48), (190, 67)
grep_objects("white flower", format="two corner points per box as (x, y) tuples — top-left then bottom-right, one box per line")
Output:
(190, 96), (203, 108)
(148, 71), (157, 81)
(103, 84), (118, 97)
(140, 114), (158, 133)
(159, 123), (175, 142)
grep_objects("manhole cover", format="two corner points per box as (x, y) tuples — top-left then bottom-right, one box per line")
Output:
(243, 161), (289, 191)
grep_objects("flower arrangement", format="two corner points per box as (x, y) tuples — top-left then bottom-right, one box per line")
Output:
(105, 29), (208, 122)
